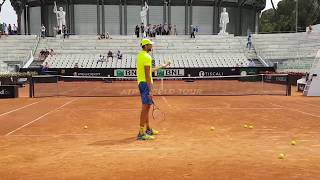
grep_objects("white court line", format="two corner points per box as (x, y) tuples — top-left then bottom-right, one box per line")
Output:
(5, 98), (78, 136)
(62, 108), (140, 111)
(300, 102), (320, 108)
(6, 133), (97, 137)
(270, 102), (320, 118)
(187, 107), (284, 110)
(161, 96), (171, 107)
(0, 101), (41, 118)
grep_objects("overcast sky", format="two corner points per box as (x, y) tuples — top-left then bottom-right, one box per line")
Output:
(0, 0), (282, 25)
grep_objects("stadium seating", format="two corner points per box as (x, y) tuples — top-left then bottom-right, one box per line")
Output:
(45, 53), (249, 68)
(39, 35), (251, 68)
(0, 35), (38, 72)
(253, 32), (320, 72)
(5, 33), (318, 72)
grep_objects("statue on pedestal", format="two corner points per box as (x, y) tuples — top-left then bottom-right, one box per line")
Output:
(53, 2), (66, 35)
(218, 8), (229, 35)
(140, 2), (149, 38)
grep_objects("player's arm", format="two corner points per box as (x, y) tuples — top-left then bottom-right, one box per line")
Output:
(144, 66), (153, 95)
(152, 60), (171, 72)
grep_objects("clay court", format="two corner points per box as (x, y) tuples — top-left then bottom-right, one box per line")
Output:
(1, 86), (320, 180)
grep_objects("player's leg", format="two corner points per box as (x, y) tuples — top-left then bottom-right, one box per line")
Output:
(137, 83), (155, 140)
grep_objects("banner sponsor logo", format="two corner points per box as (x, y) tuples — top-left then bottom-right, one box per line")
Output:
(115, 69), (137, 77)
(0, 89), (10, 95)
(199, 71), (224, 77)
(157, 69), (185, 77)
(73, 72), (101, 76)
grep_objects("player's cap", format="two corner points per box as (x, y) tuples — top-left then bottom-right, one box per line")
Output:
(140, 39), (154, 47)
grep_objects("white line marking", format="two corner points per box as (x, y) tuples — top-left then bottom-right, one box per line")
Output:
(270, 103), (320, 118)
(187, 107), (284, 110)
(108, 148), (155, 151)
(0, 101), (41, 118)
(5, 98), (78, 136)
(161, 96), (171, 107)
(62, 108), (140, 111)
(300, 102), (320, 108)
(6, 133), (96, 137)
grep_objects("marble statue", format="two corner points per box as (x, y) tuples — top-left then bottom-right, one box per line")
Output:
(140, 2), (149, 38)
(218, 8), (229, 35)
(53, 2), (66, 33)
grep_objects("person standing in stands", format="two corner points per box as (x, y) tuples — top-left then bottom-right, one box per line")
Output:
(41, 24), (46, 38)
(135, 25), (140, 38)
(247, 33), (252, 50)
(8, 24), (12, 35)
(12, 24), (17, 35)
(190, 25), (196, 38)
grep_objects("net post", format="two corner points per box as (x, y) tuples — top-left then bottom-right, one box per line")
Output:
(286, 74), (291, 96)
(29, 76), (34, 98)
(161, 78), (164, 92)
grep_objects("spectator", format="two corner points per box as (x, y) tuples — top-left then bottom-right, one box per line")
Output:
(307, 25), (313, 34)
(13, 24), (17, 35)
(41, 24), (46, 38)
(247, 33), (252, 50)
(98, 33), (105, 40)
(42, 62), (49, 72)
(117, 50), (123, 60)
(107, 50), (113, 60)
(140, 23), (145, 38)
(190, 25), (196, 38)
(173, 25), (177, 35)
(2, 23), (7, 35)
(97, 54), (106, 63)
(106, 32), (110, 39)
(62, 25), (69, 39)
(249, 60), (256, 67)
(8, 24), (12, 35)
(49, 49), (55, 56)
(135, 25), (140, 38)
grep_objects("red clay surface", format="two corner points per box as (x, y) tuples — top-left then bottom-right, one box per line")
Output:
(1, 93), (320, 179)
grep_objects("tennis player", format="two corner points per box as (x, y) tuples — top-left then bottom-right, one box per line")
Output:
(136, 38), (170, 140)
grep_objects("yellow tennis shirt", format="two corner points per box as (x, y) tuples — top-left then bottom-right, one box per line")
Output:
(136, 50), (153, 84)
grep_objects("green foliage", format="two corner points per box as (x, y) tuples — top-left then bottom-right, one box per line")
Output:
(260, 0), (320, 32)
(0, 72), (38, 78)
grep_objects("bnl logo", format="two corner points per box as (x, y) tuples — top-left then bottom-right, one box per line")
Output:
(157, 69), (185, 77)
(115, 69), (137, 77)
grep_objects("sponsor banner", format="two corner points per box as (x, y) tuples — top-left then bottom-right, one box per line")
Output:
(114, 69), (137, 77)
(264, 75), (288, 85)
(156, 69), (185, 77)
(21, 67), (276, 77)
(0, 86), (19, 98)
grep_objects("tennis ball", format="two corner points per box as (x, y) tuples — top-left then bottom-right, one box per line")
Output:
(291, 140), (297, 145)
(278, 153), (285, 159)
(84, 125), (88, 129)
(249, 125), (253, 129)
(244, 124), (248, 128)
(210, 127), (215, 131)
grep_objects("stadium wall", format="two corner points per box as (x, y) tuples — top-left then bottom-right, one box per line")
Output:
(20, 1), (263, 36)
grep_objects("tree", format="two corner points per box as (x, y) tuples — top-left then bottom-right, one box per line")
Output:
(260, 0), (320, 32)
(0, 0), (6, 13)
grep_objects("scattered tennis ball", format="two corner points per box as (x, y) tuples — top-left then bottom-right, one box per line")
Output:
(84, 125), (88, 129)
(278, 153), (285, 159)
(244, 124), (248, 128)
(291, 140), (297, 145)
(249, 125), (253, 129)
(210, 127), (215, 131)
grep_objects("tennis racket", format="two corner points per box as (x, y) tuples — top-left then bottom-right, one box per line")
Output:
(152, 100), (166, 121)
